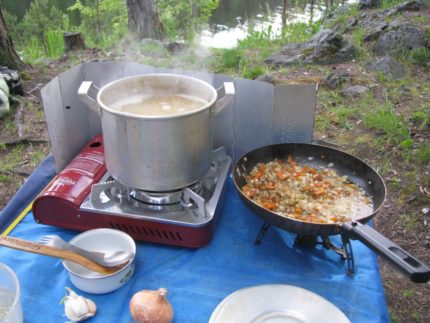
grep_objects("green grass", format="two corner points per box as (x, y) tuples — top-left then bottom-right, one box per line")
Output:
(402, 289), (415, 299)
(411, 105), (430, 130)
(381, 0), (408, 9)
(400, 211), (419, 231)
(363, 102), (411, 145)
(212, 21), (320, 78)
(417, 144), (430, 164)
(351, 27), (366, 48)
(0, 145), (25, 174)
(408, 47), (430, 66)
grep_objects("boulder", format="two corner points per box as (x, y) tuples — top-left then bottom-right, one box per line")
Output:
(358, 0), (381, 10)
(383, 0), (426, 16)
(255, 74), (277, 84)
(365, 56), (406, 79)
(374, 25), (429, 56)
(340, 85), (369, 98)
(163, 41), (185, 54)
(324, 71), (352, 89)
(265, 29), (357, 67)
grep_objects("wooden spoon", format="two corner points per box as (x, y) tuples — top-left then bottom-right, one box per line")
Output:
(0, 235), (123, 275)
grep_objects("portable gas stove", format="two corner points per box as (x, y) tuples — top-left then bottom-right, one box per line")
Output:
(33, 135), (231, 248)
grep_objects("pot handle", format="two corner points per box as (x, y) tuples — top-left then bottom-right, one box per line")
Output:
(343, 221), (430, 283)
(212, 82), (235, 116)
(78, 81), (100, 113)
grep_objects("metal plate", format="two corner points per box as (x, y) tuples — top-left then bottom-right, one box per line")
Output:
(209, 284), (350, 323)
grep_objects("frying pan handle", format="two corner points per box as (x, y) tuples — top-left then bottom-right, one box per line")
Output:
(343, 221), (430, 283)
(212, 82), (235, 115)
(78, 81), (100, 113)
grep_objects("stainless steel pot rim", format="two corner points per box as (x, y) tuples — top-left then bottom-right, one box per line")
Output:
(96, 73), (218, 120)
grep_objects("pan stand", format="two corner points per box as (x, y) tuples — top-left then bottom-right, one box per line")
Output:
(321, 234), (355, 276)
(254, 222), (271, 244)
(254, 223), (355, 275)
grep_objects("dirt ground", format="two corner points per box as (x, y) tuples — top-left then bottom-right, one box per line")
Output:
(1, 45), (430, 322)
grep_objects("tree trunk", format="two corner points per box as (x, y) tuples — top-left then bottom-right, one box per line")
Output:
(63, 32), (86, 52)
(0, 6), (25, 70)
(125, 0), (164, 40)
(282, 0), (288, 27)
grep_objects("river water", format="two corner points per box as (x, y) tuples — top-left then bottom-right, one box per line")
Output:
(201, 0), (349, 48)
(2, 0), (350, 49)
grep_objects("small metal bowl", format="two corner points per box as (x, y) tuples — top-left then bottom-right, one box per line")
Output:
(62, 228), (136, 294)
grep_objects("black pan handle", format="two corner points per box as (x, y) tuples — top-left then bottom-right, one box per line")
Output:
(343, 221), (430, 283)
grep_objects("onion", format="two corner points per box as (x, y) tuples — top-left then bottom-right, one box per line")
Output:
(130, 288), (174, 323)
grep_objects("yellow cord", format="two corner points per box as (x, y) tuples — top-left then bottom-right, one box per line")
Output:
(1, 201), (34, 236)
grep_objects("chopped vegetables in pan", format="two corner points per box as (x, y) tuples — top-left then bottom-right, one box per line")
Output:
(242, 156), (373, 224)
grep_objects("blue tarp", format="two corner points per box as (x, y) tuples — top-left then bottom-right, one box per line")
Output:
(0, 155), (390, 322)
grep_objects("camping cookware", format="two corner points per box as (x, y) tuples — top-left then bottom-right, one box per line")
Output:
(78, 74), (234, 191)
(233, 143), (430, 283)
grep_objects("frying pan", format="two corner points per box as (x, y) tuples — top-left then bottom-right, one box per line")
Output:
(232, 143), (430, 283)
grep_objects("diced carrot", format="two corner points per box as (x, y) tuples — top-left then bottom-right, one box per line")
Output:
(293, 171), (302, 178)
(252, 172), (263, 180)
(262, 201), (278, 210)
(294, 206), (303, 214)
(265, 182), (276, 190)
(276, 171), (288, 180)
(312, 188), (325, 197)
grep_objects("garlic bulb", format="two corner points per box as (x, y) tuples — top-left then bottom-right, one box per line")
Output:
(61, 287), (97, 322)
(130, 288), (174, 323)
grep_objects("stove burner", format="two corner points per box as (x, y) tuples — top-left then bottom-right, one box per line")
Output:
(78, 147), (230, 227)
(130, 180), (204, 205)
(254, 222), (355, 276)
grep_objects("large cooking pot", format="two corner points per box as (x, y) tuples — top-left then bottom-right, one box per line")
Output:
(233, 143), (430, 283)
(78, 74), (234, 191)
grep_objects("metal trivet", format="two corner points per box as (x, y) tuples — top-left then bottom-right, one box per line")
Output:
(254, 222), (355, 276)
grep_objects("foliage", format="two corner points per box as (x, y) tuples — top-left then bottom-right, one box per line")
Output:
(20, 0), (69, 54)
(212, 21), (320, 78)
(381, 0), (408, 9)
(157, 0), (220, 40)
(408, 47), (430, 66)
(67, 0), (127, 47)
(363, 102), (411, 146)
(411, 104), (430, 130)
(417, 144), (430, 164)
(2, 9), (19, 44)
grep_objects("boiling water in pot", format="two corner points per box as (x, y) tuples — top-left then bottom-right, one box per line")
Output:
(112, 94), (207, 116)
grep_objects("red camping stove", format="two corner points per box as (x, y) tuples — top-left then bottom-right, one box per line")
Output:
(32, 135), (231, 248)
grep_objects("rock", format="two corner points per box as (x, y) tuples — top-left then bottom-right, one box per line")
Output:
(324, 71), (352, 89)
(374, 24), (429, 56)
(265, 53), (305, 67)
(347, 17), (358, 28)
(383, 0), (426, 16)
(340, 85), (369, 98)
(363, 21), (389, 42)
(163, 41), (185, 54)
(140, 38), (163, 47)
(255, 74), (277, 84)
(265, 29), (357, 66)
(358, 0), (381, 10)
(365, 56), (406, 79)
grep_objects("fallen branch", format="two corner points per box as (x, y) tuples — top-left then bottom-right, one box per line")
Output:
(10, 96), (24, 137)
(1, 137), (49, 147)
(0, 170), (30, 177)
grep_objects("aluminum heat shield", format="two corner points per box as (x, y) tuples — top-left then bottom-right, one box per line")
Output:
(41, 61), (316, 173)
